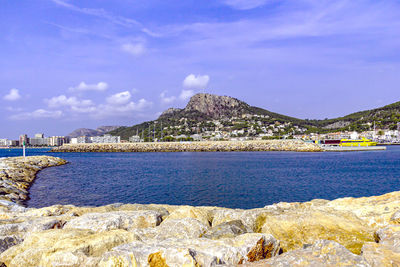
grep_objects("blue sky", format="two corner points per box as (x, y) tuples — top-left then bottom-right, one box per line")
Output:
(1, 0), (400, 138)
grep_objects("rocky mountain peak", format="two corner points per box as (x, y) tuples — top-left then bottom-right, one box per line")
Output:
(184, 93), (250, 119)
(160, 108), (182, 117)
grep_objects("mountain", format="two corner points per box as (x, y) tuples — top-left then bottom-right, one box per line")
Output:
(67, 126), (121, 138)
(307, 101), (400, 132)
(109, 93), (400, 140)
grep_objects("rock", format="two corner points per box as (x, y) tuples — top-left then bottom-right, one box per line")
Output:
(0, 236), (22, 254)
(64, 210), (162, 232)
(362, 242), (400, 266)
(242, 240), (370, 266)
(100, 233), (279, 266)
(201, 220), (250, 239)
(256, 209), (374, 254)
(0, 217), (63, 237)
(390, 209), (400, 224)
(163, 205), (212, 226)
(0, 229), (138, 267)
(133, 217), (209, 241)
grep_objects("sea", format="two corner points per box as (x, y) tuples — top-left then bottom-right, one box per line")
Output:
(1, 147), (400, 209)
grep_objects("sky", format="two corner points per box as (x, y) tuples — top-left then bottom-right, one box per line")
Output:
(1, 0), (400, 139)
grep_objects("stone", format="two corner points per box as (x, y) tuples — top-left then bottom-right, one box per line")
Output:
(242, 240), (370, 267)
(256, 209), (374, 254)
(133, 217), (209, 241)
(0, 229), (138, 267)
(100, 233), (279, 266)
(201, 219), (250, 239)
(64, 210), (162, 232)
(163, 205), (212, 226)
(390, 209), (400, 224)
(362, 242), (400, 266)
(0, 217), (63, 237)
(0, 236), (22, 254)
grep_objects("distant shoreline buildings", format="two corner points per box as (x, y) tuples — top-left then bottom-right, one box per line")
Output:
(0, 133), (123, 148)
(1, 124), (399, 148)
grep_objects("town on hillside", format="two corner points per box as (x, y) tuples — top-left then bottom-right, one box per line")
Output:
(1, 120), (399, 148)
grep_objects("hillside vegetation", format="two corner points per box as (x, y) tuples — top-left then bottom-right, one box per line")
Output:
(109, 94), (400, 140)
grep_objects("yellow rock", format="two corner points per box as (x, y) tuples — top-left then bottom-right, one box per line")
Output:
(162, 205), (212, 226)
(256, 209), (374, 254)
(0, 229), (138, 267)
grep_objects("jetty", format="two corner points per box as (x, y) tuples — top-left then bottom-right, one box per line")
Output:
(50, 140), (322, 153)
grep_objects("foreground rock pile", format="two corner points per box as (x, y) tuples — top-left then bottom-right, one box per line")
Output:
(0, 156), (67, 204)
(0, 191), (400, 266)
(51, 140), (322, 153)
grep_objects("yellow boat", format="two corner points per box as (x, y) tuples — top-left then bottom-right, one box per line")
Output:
(340, 137), (377, 147)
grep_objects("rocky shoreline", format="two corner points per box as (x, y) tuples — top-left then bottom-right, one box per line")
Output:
(1, 156), (400, 266)
(51, 140), (322, 153)
(0, 156), (67, 205)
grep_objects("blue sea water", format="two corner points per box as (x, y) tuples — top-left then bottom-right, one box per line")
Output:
(1, 147), (400, 209)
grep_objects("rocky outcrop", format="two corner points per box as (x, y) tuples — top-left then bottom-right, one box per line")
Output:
(51, 140), (322, 152)
(0, 191), (399, 265)
(184, 93), (251, 119)
(0, 156), (67, 204)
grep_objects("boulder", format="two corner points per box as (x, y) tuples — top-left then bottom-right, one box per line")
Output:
(201, 220), (250, 239)
(242, 240), (370, 266)
(256, 209), (374, 254)
(133, 217), (209, 241)
(100, 233), (279, 266)
(64, 210), (162, 232)
(162, 205), (211, 226)
(0, 229), (138, 267)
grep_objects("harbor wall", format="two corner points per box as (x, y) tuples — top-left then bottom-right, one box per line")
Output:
(51, 140), (323, 153)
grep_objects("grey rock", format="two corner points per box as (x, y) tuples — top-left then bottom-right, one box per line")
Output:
(243, 240), (370, 267)
(0, 236), (23, 254)
(201, 220), (250, 239)
(64, 210), (162, 232)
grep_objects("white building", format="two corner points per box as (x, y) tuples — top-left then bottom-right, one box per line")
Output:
(0, 139), (12, 147)
(129, 135), (141, 142)
(90, 134), (120, 143)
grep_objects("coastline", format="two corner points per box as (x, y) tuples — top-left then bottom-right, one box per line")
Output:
(0, 156), (400, 265)
(50, 139), (323, 153)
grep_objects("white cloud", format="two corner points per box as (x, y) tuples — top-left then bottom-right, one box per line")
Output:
(3, 88), (21, 101)
(160, 91), (176, 104)
(94, 98), (153, 118)
(46, 95), (93, 108)
(106, 91), (131, 105)
(69, 81), (108, 92)
(182, 74), (210, 90)
(222, 0), (270, 10)
(10, 109), (63, 120)
(121, 43), (146, 56)
(179, 89), (195, 101)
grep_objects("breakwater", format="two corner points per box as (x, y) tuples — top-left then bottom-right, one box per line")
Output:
(1, 190), (400, 266)
(51, 140), (322, 152)
(1, 156), (400, 266)
(0, 156), (67, 205)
